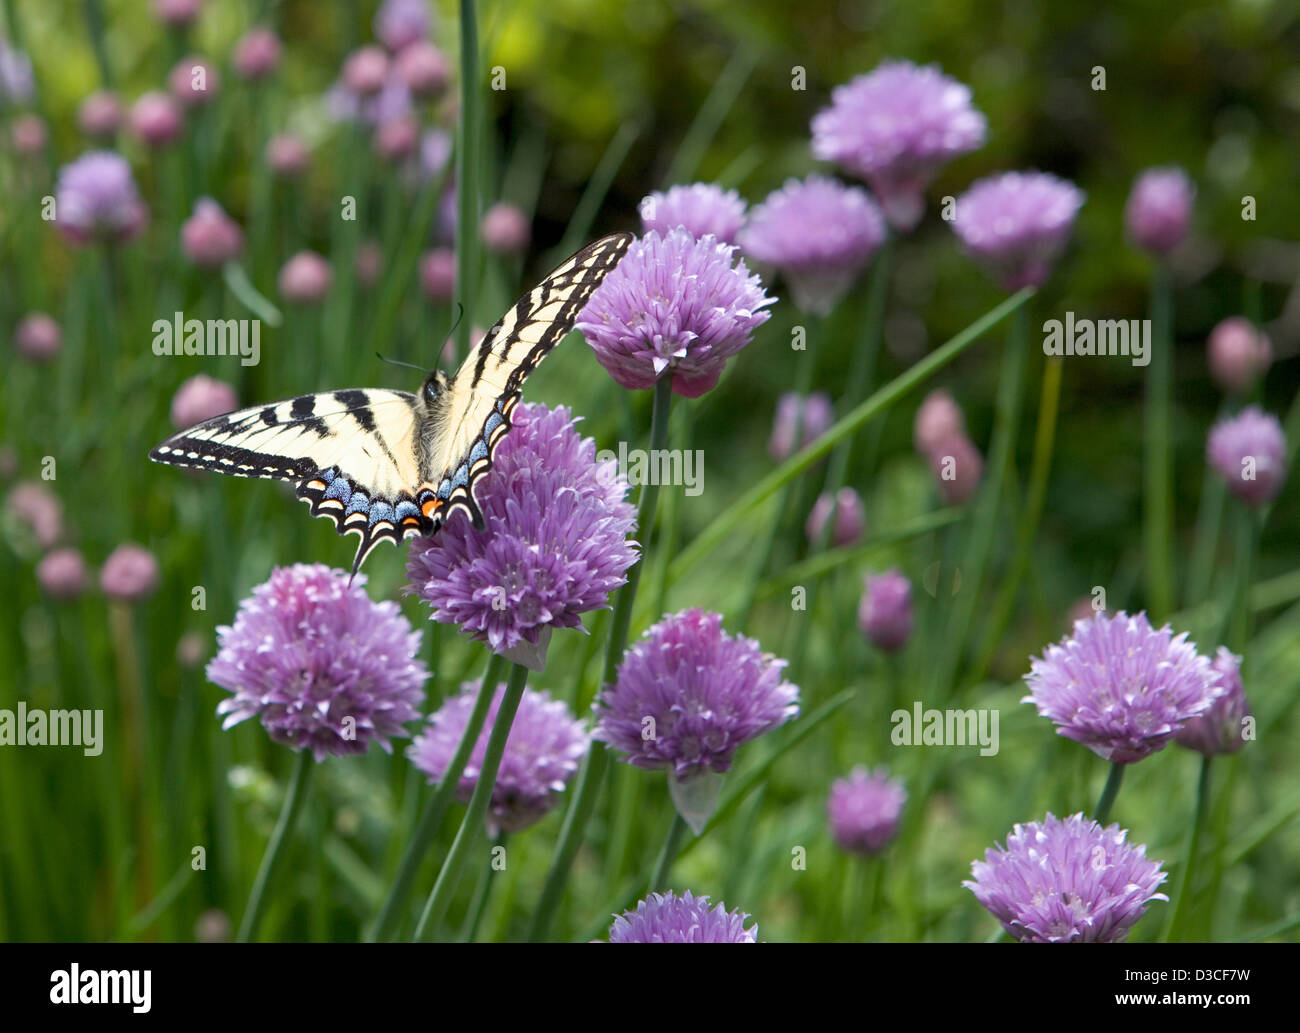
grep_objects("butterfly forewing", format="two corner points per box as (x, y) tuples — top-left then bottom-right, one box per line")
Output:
(149, 232), (634, 575)
(422, 232), (634, 530)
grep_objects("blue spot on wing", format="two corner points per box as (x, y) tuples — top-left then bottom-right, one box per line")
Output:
(470, 439), (488, 464)
(346, 492), (370, 516)
(451, 464), (469, 489)
(484, 411), (503, 434)
(368, 501), (395, 527)
(325, 477), (351, 503)
(395, 500), (420, 522)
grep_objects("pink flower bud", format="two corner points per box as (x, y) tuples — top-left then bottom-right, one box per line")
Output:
(100, 544), (159, 602)
(14, 312), (61, 362)
(130, 91), (184, 146)
(265, 133), (309, 177)
(279, 251), (332, 304)
(233, 27), (282, 80)
(419, 248), (456, 302)
(78, 90), (124, 137)
(1207, 316), (1271, 396)
(342, 46), (390, 95)
(180, 198), (243, 267)
(171, 374), (238, 429)
(480, 202), (530, 255)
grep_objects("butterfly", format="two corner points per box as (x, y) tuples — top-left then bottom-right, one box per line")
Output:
(150, 232), (633, 576)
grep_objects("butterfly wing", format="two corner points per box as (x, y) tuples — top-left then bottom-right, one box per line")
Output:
(417, 231), (633, 530)
(150, 389), (431, 571)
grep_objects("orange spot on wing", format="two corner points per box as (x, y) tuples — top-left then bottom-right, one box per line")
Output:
(421, 498), (442, 518)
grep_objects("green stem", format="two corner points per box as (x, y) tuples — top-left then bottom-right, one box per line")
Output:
(1223, 506), (1258, 653)
(525, 375), (674, 941)
(938, 303), (1030, 697)
(367, 652), (505, 942)
(972, 354), (1063, 681)
(1144, 263), (1175, 619)
(236, 749), (314, 942)
(1093, 761), (1125, 825)
(647, 815), (688, 893)
(1164, 755), (1212, 941)
(414, 662), (530, 941)
(662, 42), (758, 186)
(460, 833), (505, 942)
(670, 288), (1035, 585)
(454, 0), (482, 362)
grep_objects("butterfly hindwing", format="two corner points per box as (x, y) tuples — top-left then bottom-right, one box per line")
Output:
(150, 232), (633, 574)
(420, 231), (634, 532)
(150, 389), (430, 571)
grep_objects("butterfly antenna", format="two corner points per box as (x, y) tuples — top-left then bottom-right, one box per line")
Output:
(375, 351), (427, 373)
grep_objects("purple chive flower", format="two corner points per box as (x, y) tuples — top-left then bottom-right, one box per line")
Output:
(374, 114), (419, 160)
(769, 391), (833, 461)
(1023, 611), (1219, 764)
(78, 90), (124, 138)
(858, 569), (913, 652)
(952, 171), (1084, 291)
(153, 0), (203, 26)
(913, 388), (967, 457)
(0, 40), (34, 106)
(1176, 648), (1252, 756)
(38, 547), (89, 600)
(395, 41), (449, 96)
(169, 56), (220, 107)
(480, 201), (530, 255)
(827, 766), (906, 854)
(327, 71), (411, 126)
(1206, 406), (1287, 507)
(812, 60), (986, 231)
(927, 433), (983, 504)
(130, 92), (184, 147)
(171, 374), (237, 429)
(640, 184), (747, 245)
(6, 482), (63, 549)
(54, 152), (148, 245)
(233, 27), (283, 81)
(180, 198), (243, 266)
(279, 251), (332, 304)
(375, 0), (433, 52)
(409, 681), (589, 834)
(265, 133), (309, 177)
(1207, 317), (1271, 396)
(594, 609), (799, 782)
(100, 543), (159, 602)
(964, 812), (1169, 943)
(355, 240), (383, 287)
(342, 46), (390, 94)
(406, 403), (637, 669)
(11, 113), (45, 154)
(419, 247), (456, 301)
(609, 891), (757, 943)
(738, 175), (886, 316)
(14, 312), (61, 362)
(1125, 167), (1194, 256)
(805, 487), (866, 547)
(208, 564), (428, 761)
(576, 228), (774, 398)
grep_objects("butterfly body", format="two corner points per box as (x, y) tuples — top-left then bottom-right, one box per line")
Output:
(150, 233), (632, 574)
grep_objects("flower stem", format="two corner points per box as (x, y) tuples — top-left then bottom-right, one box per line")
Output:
(648, 815), (688, 893)
(670, 288), (1035, 585)
(366, 652), (505, 942)
(938, 302), (1030, 698)
(1093, 761), (1125, 825)
(1164, 754), (1212, 942)
(454, 0), (482, 363)
(1144, 263), (1175, 619)
(526, 375), (674, 941)
(236, 748), (314, 942)
(972, 353), (1063, 681)
(414, 661), (529, 941)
